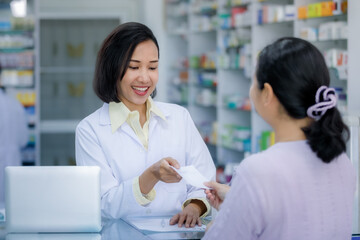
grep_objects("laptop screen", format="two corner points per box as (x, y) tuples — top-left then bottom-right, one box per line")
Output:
(5, 166), (101, 233)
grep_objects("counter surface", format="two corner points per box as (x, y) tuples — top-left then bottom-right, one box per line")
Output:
(0, 217), (205, 240)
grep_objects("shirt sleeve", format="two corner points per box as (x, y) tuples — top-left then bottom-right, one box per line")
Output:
(132, 176), (156, 206)
(202, 166), (266, 240)
(182, 197), (211, 218)
(75, 120), (147, 219)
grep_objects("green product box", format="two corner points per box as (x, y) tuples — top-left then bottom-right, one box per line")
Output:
(261, 131), (271, 151)
(307, 3), (317, 18)
(189, 56), (200, 69)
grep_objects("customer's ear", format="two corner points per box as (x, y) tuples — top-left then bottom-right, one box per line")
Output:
(262, 83), (275, 106)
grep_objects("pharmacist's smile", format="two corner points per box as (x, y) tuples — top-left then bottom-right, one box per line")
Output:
(132, 86), (150, 96)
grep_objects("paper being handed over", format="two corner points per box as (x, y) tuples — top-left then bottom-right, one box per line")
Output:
(171, 165), (210, 189)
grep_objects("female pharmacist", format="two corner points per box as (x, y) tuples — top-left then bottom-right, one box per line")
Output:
(203, 37), (356, 239)
(75, 22), (215, 227)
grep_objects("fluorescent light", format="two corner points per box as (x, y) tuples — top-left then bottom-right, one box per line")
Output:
(10, 0), (27, 18)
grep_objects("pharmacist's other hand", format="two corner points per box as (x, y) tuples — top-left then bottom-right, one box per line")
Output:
(169, 202), (202, 228)
(204, 181), (230, 211)
(150, 157), (182, 183)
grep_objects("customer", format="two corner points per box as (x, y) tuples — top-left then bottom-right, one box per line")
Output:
(75, 22), (215, 227)
(203, 37), (356, 239)
(0, 65), (28, 204)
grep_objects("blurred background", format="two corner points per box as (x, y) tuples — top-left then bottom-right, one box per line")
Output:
(0, 0), (359, 230)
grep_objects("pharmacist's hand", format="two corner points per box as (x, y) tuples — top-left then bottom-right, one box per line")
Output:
(204, 181), (230, 211)
(150, 157), (182, 183)
(169, 203), (202, 228)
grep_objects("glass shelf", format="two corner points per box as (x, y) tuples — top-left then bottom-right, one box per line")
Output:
(257, 20), (294, 26)
(170, 101), (188, 107)
(2, 66), (34, 70)
(2, 85), (35, 89)
(221, 144), (245, 153)
(40, 120), (80, 133)
(298, 14), (347, 22)
(0, 47), (34, 52)
(190, 29), (217, 34)
(219, 25), (252, 30)
(190, 67), (217, 72)
(223, 106), (251, 112)
(193, 83), (217, 89)
(193, 103), (217, 109)
(40, 66), (94, 74)
(168, 29), (189, 36)
(0, 29), (34, 34)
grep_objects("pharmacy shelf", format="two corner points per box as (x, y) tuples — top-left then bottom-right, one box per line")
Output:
(297, 13), (347, 21)
(0, 47), (34, 52)
(1, 67), (34, 71)
(38, 13), (123, 20)
(0, 6), (38, 166)
(165, 0), (190, 111)
(165, 0), (357, 165)
(36, 14), (121, 166)
(165, 0), (359, 231)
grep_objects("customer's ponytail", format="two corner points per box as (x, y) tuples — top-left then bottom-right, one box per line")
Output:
(303, 108), (349, 163)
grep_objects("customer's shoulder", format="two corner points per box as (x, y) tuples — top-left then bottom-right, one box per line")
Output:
(237, 146), (282, 175)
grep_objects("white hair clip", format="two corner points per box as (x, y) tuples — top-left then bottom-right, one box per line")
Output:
(307, 86), (337, 120)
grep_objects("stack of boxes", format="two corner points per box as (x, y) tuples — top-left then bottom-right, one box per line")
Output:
(298, 0), (347, 19)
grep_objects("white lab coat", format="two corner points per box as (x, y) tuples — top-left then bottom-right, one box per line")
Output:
(76, 101), (216, 219)
(0, 89), (28, 204)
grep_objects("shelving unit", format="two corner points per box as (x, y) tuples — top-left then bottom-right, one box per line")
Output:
(165, 1), (189, 107)
(188, 1), (218, 163)
(166, 0), (219, 163)
(217, 0), (253, 164)
(251, 0), (295, 153)
(165, 0), (356, 167)
(0, 1), (37, 166)
(36, 17), (120, 165)
(164, 0), (360, 233)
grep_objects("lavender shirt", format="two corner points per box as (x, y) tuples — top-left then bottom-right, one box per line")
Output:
(203, 140), (356, 240)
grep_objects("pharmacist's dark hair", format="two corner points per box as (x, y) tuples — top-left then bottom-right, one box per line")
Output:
(93, 22), (159, 103)
(256, 37), (349, 163)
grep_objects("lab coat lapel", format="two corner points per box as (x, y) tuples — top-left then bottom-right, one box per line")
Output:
(148, 104), (170, 138)
(148, 117), (159, 138)
(120, 123), (144, 148)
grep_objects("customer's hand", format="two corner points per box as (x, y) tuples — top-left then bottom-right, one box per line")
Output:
(204, 181), (230, 211)
(169, 202), (202, 228)
(150, 157), (182, 183)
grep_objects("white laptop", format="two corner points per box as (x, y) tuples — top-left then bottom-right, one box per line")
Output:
(5, 166), (102, 233)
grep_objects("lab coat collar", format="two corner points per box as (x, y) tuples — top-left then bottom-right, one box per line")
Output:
(99, 98), (169, 127)
(108, 101), (130, 133)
